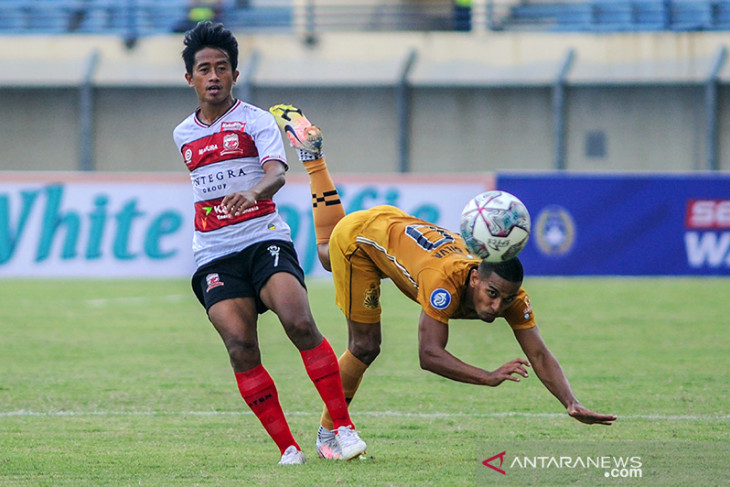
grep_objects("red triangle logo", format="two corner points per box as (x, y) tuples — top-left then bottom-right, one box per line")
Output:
(482, 451), (506, 475)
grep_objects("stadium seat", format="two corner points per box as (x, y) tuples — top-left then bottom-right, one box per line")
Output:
(0, 4), (25, 33)
(669, 0), (713, 30)
(506, 3), (592, 31)
(15, 0), (78, 34)
(589, 0), (635, 31)
(222, 6), (293, 31)
(713, 1), (730, 29)
(632, 0), (669, 30)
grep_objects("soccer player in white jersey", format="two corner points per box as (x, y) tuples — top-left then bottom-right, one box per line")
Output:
(172, 21), (366, 465)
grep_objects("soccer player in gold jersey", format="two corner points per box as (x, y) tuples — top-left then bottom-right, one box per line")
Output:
(269, 104), (617, 460)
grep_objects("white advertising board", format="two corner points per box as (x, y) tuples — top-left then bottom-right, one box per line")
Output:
(0, 172), (493, 278)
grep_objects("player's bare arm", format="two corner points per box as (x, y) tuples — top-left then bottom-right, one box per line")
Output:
(417, 310), (530, 386)
(514, 326), (617, 425)
(222, 159), (286, 216)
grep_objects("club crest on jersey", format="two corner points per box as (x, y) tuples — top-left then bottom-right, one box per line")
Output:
(221, 133), (240, 154)
(429, 288), (451, 310)
(363, 284), (380, 310)
(206, 273), (224, 292)
(523, 296), (532, 320)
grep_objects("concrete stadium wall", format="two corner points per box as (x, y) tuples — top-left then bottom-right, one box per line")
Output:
(1, 31), (730, 174)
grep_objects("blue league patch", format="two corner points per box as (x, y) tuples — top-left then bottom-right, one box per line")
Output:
(429, 288), (452, 310)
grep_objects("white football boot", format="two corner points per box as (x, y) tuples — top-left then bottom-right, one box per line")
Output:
(278, 445), (306, 465)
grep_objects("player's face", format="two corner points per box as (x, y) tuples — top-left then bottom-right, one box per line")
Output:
(186, 47), (239, 106)
(470, 270), (521, 323)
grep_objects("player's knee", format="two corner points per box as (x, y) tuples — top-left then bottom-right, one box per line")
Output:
(226, 339), (260, 369)
(317, 244), (331, 272)
(282, 316), (322, 350)
(350, 339), (380, 365)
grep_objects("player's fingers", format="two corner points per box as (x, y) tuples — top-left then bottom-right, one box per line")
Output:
(512, 363), (529, 377)
(221, 195), (238, 213)
(513, 357), (531, 367)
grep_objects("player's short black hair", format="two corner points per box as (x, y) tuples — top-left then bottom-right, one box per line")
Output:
(182, 21), (238, 75)
(478, 257), (524, 284)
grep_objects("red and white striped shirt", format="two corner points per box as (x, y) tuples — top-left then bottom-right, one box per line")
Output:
(173, 100), (291, 267)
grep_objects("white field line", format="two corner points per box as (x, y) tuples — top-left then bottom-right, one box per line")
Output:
(83, 294), (188, 308)
(0, 410), (727, 421)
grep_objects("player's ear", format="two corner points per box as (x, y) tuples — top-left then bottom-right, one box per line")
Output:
(469, 267), (480, 288)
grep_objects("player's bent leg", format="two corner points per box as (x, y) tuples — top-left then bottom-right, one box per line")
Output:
(207, 297), (261, 372)
(319, 323), (375, 428)
(270, 104), (345, 255)
(318, 243), (332, 272)
(318, 323), (374, 460)
(347, 319), (382, 366)
(207, 298), (303, 461)
(260, 272), (323, 350)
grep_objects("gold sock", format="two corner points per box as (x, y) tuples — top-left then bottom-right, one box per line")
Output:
(320, 349), (368, 430)
(305, 157), (345, 245)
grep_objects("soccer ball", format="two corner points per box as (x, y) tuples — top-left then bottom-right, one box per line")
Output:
(460, 191), (531, 262)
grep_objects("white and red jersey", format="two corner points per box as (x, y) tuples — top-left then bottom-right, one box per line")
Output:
(173, 100), (292, 267)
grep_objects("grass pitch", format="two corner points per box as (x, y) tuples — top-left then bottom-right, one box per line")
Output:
(0, 277), (728, 486)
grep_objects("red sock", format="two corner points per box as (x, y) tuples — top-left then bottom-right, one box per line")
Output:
(235, 365), (299, 454)
(300, 338), (355, 430)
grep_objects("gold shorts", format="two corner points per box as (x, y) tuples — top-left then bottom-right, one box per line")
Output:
(329, 206), (410, 324)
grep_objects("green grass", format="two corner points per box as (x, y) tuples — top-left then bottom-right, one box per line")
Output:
(0, 278), (728, 486)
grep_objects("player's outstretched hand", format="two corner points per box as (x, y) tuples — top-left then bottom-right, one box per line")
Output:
(568, 404), (617, 426)
(487, 358), (531, 386)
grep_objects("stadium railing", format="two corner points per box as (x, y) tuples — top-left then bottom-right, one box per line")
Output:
(496, 0), (730, 32)
(3, 0), (730, 39)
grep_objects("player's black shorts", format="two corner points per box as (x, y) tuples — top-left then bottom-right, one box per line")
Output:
(191, 240), (306, 314)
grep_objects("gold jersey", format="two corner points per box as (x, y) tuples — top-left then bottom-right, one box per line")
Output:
(329, 205), (536, 330)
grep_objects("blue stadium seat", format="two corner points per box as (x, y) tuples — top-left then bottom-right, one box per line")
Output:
(222, 6), (293, 31)
(507, 3), (592, 31)
(73, 0), (130, 34)
(0, 4), (26, 33)
(670, 0), (713, 30)
(15, 0), (79, 34)
(633, 0), (669, 30)
(589, 0), (635, 31)
(713, 1), (730, 29)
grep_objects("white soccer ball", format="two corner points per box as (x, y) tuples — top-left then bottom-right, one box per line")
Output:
(460, 191), (531, 262)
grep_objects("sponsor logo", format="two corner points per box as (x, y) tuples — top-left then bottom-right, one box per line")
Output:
(534, 205), (576, 257)
(267, 244), (280, 267)
(685, 199), (730, 229)
(221, 121), (245, 132)
(685, 199), (730, 268)
(198, 144), (218, 156)
(192, 168), (247, 195)
(429, 288), (451, 310)
(482, 451), (506, 475)
(205, 273), (224, 292)
(480, 449), (643, 480)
